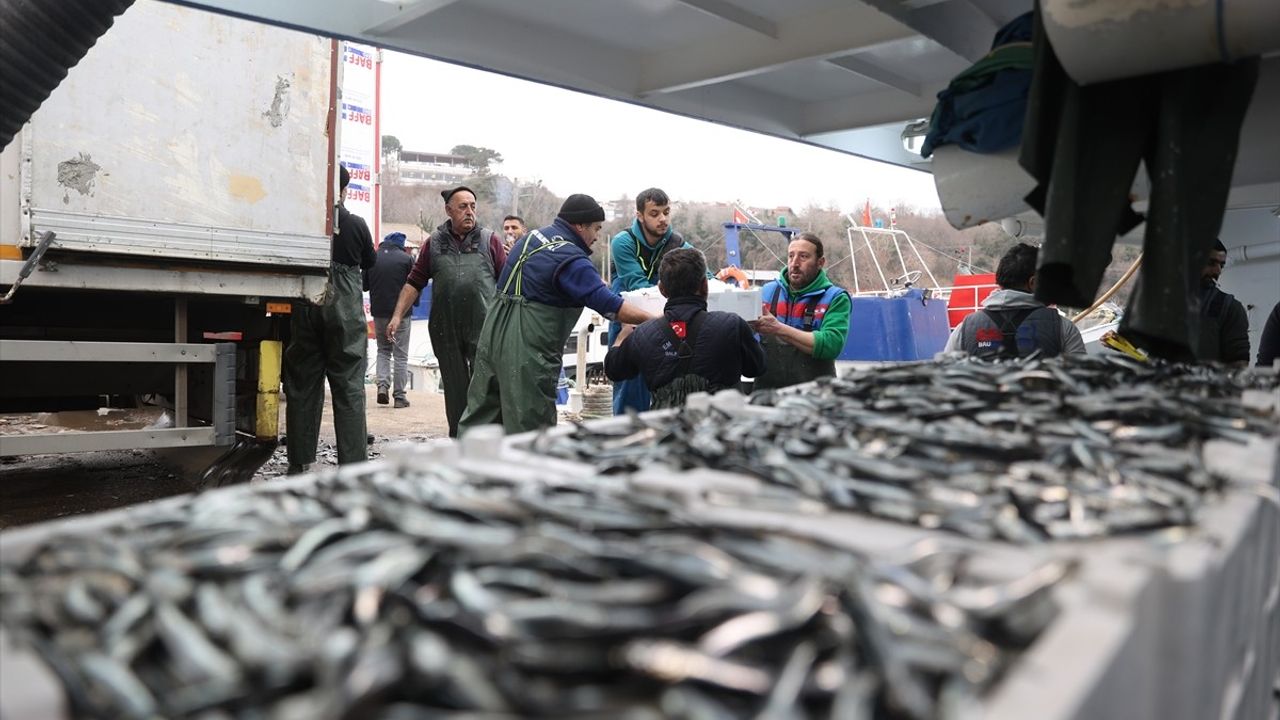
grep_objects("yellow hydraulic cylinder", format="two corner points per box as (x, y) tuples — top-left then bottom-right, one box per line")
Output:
(256, 340), (283, 440)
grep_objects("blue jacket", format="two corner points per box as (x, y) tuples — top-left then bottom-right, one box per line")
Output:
(497, 218), (623, 317)
(920, 12), (1033, 158)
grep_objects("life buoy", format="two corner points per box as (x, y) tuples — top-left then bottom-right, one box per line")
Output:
(716, 266), (750, 288)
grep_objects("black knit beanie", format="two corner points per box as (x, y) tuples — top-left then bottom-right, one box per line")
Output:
(557, 194), (605, 224)
(441, 186), (476, 203)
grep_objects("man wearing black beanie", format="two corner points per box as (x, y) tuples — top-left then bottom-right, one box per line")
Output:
(459, 194), (657, 434)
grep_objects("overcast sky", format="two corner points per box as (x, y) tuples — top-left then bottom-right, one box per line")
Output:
(380, 51), (943, 214)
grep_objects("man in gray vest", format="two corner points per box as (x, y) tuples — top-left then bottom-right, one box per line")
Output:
(945, 242), (1085, 358)
(386, 186), (507, 436)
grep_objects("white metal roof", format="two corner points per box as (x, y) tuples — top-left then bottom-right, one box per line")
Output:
(168, 0), (1278, 205)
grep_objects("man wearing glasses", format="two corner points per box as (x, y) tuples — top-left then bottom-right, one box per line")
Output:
(386, 186), (507, 435)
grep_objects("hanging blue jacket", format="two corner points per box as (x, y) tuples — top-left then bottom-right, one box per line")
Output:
(920, 12), (1033, 158)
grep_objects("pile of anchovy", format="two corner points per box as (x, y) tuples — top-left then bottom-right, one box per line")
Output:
(1, 463), (1071, 719)
(534, 355), (1278, 542)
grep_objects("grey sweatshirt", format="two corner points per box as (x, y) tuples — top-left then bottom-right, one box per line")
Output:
(943, 289), (1086, 356)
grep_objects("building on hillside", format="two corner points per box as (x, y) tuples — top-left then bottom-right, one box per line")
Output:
(390, 150), (473, 185)
(769, 206), (797, 224)
(605, 199), (628, 222)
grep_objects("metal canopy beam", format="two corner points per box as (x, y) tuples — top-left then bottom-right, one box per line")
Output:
(673, 0), (778, 39)
(860, 0), (999, 62)
(637, 4), (914, 96)
(797, 87), (939, 137)
(826, 54), (923, 96)
(365, 0), (462, 35)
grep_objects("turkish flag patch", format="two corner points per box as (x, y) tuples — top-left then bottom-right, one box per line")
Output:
(670, 321), (688, 339)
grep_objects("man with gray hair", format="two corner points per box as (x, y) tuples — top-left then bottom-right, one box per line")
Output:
(386, 186), (506, 436)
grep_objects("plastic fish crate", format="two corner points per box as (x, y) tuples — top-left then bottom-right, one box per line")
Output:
(620, 286), (762, 320)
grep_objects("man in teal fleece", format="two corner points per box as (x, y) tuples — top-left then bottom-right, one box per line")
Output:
(749, 233), (851, 389)
(607, 187), (699, 414)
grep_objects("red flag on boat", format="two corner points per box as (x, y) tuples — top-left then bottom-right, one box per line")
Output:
(861, 200), (873, 227)
(732, 207), (750, 225)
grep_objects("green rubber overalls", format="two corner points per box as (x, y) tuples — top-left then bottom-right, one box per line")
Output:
(284, 262), (368, 466)
(428, 227), (496, 437)
(459, 231), (580, 435)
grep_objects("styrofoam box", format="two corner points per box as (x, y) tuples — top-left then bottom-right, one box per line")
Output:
(621, 287), (762, 320)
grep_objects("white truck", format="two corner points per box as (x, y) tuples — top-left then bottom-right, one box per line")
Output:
(0, 0), (339, 480)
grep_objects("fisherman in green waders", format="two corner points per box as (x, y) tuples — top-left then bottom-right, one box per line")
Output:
(459, 194), (656, 435)
(284, 165), (376, 474)
(385, 186), (507, 436)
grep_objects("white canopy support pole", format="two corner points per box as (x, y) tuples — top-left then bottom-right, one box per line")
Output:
(862, 229), (890, 291)
(846, 223), (861, 295)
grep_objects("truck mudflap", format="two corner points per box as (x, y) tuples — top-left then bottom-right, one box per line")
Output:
(0, 0), (135, 150)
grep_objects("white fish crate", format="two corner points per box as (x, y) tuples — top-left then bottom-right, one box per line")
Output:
(620, 287), (762, 321)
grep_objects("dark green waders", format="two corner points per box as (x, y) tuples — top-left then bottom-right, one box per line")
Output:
(458, 233), (580, 435)
(284, 263), (368, 467)
(428, 247), (495, 437)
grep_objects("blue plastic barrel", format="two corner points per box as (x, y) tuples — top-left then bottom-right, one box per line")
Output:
(411, 282), (432, 321)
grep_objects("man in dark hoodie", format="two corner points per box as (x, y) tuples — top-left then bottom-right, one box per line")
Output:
(368, 231), (415, 408)
(385, 187), (506, 436)
(944, 242), (1084, 358)
(606, 248), (764, 408)
(1196, 239), (1250, 366)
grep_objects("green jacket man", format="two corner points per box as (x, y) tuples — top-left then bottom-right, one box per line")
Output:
(749, 232), (851, 390)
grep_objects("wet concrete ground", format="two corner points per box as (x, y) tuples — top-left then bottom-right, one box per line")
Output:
(0, 450), (190, 529)
(0, 387), (450, 529)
